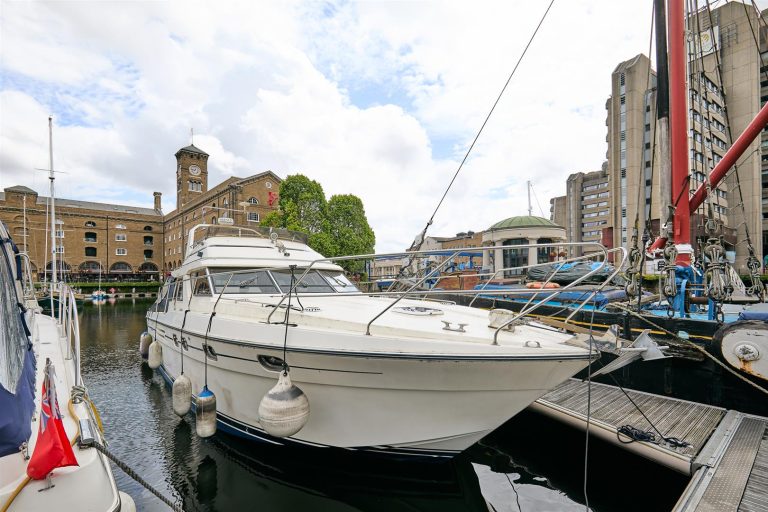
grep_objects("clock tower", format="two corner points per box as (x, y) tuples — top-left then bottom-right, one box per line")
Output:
(175, 144), (209, 210)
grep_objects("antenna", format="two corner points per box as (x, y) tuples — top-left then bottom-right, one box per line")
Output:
(190, 128), (194, 145)
(527, 180), (532, 216)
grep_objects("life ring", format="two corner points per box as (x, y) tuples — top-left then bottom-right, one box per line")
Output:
(526, 281), (560, 289)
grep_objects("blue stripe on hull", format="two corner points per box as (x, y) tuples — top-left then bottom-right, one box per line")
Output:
(155, 364), (458, 460)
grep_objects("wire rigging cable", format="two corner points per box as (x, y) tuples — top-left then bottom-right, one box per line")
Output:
(409, 0), (556, 255)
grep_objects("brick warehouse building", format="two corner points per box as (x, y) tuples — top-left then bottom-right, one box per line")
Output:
(0, 143), (281, 281)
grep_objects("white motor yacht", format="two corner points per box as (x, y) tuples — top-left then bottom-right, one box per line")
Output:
(146, 224), (598, 456)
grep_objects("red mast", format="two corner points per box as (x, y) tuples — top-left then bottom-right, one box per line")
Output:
(668, 0), (692, 264)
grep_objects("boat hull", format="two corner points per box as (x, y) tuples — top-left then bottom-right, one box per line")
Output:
(149, 319), (590, 456)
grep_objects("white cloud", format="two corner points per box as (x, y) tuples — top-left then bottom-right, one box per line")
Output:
(2, 0), (765, 252)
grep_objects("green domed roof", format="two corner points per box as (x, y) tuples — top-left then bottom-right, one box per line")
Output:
(488, 215), (559, 230)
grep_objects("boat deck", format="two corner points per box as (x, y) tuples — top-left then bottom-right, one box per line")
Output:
(530, 379), (768, 511)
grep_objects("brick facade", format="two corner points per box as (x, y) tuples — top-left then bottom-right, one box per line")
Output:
(0, 144), (281, 280)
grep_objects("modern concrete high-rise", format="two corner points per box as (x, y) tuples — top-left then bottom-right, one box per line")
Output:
(550, 1), (764, 270)
(549, 167), (610, 257)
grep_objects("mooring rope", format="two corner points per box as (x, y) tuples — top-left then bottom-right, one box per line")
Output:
(90, 441), (183, 512)
(610, 303), (768, 396)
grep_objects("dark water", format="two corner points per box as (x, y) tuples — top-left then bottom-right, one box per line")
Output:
(79, 300), (687, 511)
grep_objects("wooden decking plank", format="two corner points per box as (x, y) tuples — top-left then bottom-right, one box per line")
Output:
(539, 379), (724, 458)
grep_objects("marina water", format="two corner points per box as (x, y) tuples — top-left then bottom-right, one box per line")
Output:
(79, 299), (687, 511)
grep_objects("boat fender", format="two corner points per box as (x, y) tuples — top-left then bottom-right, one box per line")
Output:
(172, 374), (192, 417)
(139, 332), (152, 358)
(147, 339), (162, 369)
(196, 386), (217, 438)
(525, 281), (560, 289)
(258, 370), (310, 438)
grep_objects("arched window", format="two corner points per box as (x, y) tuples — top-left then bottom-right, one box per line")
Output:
(247, 197), (258, 205)
(211, 217), (217, 224)
(85, 221), (96, 227)
(115, 224), (126, 230)
(143, 226), (153, 231)
(110, 262), (132, 273)
(79, 261), (101, 273)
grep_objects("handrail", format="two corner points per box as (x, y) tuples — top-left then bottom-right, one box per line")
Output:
(491, 246), (622, 344)
(468, 248), (614, 307)
(364, 251), (463, 335)
(55, 283), (82, 387)
(164, 241), (627, 342)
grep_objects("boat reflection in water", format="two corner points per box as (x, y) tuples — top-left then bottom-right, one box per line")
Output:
(165, 417), (488, 512)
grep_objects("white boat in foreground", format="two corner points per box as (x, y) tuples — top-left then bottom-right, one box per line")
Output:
(146, 224), (598, 456)
(0, 224), (132, 511)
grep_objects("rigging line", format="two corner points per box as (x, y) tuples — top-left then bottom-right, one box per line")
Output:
(693, 0), (726, 228)
(582, 306), (596, 512)
(410, 0), (556, 253)
(690, 0), (720, 227)
(504, 472), (523, 512)
(529, 183), (545, 218)
(704, 0), (757, 249)
(634, 0), (657, 235)
(282, 265), (297, 370)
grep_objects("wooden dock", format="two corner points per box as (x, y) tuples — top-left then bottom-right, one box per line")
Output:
(531, 379), (768, 511)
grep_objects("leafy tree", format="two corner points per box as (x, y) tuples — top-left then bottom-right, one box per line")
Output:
(325, 194), (375, 271)
(274, 175), (327, 234)
(265, 175), (376, 269)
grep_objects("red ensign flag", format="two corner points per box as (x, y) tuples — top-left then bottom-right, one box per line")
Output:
(26, 359), (78, 480)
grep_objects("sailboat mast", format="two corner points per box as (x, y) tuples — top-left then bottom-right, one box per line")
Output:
(48, 116), (58, 306)
(527, 180), (532, 217)
(655, 0), (671, 237)
(668, 0), (692, 263)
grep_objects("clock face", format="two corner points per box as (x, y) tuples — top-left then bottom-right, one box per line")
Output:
(189, 165), (201, 176)
(265, 181), (272, 189)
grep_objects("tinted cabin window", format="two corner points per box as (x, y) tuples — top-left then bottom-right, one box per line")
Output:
(271, 270), (334, 293)
(209, 268), (278, 294)
(192, 271), (212, 296)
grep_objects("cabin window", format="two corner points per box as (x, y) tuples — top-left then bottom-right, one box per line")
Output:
(192, 271), (212, 296)
(209, 268), (278, 294)
(271, 269), (334, 293)
(152, 278), (174, 312)
(319, 270), (360, 293)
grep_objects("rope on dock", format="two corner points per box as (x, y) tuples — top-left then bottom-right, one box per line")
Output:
(610, 304), (768, 397)
(91, 441), (184, 512)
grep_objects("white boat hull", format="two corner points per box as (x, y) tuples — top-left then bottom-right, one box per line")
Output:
(150, 318), (589, 455)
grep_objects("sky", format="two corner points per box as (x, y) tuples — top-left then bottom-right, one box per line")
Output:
(1, 0), (761, 252)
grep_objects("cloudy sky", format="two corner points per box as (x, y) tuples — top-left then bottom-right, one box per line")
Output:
(0, 0), (756, 252)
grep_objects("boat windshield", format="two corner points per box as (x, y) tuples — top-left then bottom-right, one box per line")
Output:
(209, 268), (279, 294)
(318, 270), (360, 293)
(272, 269), (335, 293)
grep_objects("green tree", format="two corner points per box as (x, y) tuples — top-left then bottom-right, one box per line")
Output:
(275, 175), (327, 234)
(325, 194), (375, 271)
(265, 175), (375, 267)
